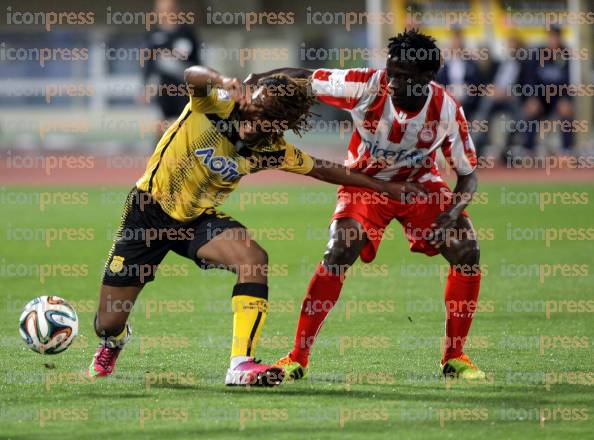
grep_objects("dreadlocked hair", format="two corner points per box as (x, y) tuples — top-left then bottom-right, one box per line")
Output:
(387, 28), (441, 74)
(253, 74), (317, 146)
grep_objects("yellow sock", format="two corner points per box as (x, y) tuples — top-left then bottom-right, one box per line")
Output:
(99, 322), (132, 349)
(231, 292), (269, 358)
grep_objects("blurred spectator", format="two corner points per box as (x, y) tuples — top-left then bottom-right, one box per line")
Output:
(522, 26), (573, 153)
(143, 0), (199, 124)
(437, 28), (482, 120)
(473, 35), (529, 158)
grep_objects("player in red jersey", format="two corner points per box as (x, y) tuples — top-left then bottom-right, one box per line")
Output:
(248, 29), (485, 380)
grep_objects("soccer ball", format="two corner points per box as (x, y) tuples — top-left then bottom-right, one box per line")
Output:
(19, 296), (78, 354)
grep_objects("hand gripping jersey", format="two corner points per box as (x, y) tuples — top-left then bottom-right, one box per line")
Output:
(310, 68), (477, 183)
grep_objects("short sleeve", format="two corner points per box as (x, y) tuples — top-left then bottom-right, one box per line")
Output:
(190, 87), (234, 117)
(441, 103), (477, 176)
(310, 68), (378, 110)
(278, 142), (314, 175)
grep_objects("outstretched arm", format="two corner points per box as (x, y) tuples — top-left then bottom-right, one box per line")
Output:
(306, 158), (424, 201)
(247, 67), (375, 111)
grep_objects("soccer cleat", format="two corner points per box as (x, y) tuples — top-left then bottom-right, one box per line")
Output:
(441, 353), (486, 380)
(86, 344), (122, 379)
(86, 323), (131, 379)
(274, 354), (308, 380)
(225, 359), (284, 387)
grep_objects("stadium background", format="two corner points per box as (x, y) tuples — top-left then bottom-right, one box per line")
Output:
(1, 0), (593, 438)
(0, 0), (592, 162)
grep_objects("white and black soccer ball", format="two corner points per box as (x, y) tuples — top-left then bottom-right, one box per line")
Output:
(19, 296), (78, 354)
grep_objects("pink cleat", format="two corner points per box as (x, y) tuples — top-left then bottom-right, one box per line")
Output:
(86, 344), (122, 378)
(86, 323), (131, 379)
(225, 359), (284, 387)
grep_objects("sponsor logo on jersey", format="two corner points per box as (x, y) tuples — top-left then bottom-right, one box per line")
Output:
(364, 139), (426, 167)
(195, 147), (243, 181)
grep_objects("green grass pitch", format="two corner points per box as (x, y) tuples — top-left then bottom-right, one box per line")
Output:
(1, 183), (593, 439)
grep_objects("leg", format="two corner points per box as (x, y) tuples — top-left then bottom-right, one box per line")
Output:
(555, 98), (574, 151)
(95, 284), (142, 340)
(499, 98), (526, 157)
(196, 227), (284, 386)
(88, 188), (171, 378)
(196, 226), (268, 284)
(87, 284), (140, 378)
(288, 218), (369, 367)
(440, 216), (480, 271)
(522, 97), (543, 152)
(195, 227), (282, 385)
(197, 227), (269, 358)
(97, 188), (170, 339)
(439, 216), (482, 364)
(278, 185), (392, 376)
(323, 218), (369, 276)
(396, 179), (483, 376)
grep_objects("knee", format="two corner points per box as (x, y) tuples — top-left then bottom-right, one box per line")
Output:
(323, 243), (358, 273)
(249, 245), (268, 266)
(446, 240), (480, 270)
(451, 240), (480, 267)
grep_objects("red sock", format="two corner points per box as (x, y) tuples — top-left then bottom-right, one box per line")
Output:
(290, 263), (344, 367)
(442, 268), (481, 364)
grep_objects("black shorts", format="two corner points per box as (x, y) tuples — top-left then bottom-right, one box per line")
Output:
(103, 188), (244, 286)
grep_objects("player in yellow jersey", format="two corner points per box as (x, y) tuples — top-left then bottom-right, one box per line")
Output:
(86, 65), (423, 386)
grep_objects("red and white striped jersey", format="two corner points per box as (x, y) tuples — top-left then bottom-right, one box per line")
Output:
(311, 68), (477, 183)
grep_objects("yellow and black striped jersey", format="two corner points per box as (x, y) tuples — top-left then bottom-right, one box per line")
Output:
(136, 88), (314, 222)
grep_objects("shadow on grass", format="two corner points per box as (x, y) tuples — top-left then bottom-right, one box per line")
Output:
(148, 381), (594, 407)
(3, 422), (399, 440)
